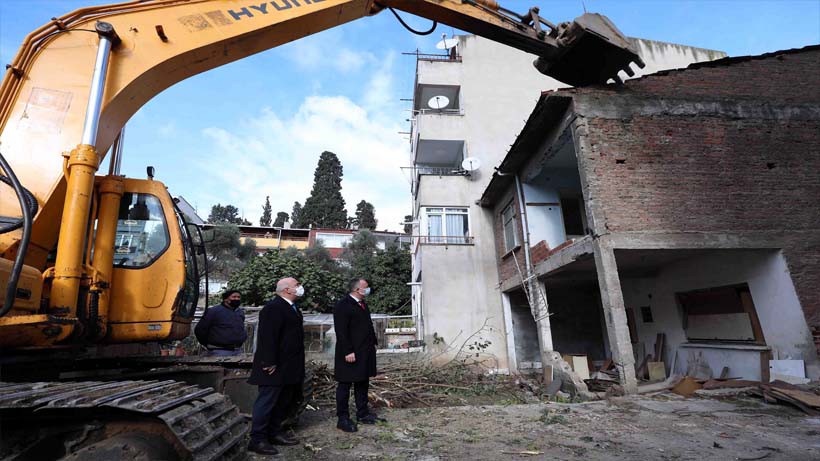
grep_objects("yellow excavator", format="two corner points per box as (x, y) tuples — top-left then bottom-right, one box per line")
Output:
(0, 0), (642, 458)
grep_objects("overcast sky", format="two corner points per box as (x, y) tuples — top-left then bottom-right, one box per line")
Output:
(1, 1), (818, 231)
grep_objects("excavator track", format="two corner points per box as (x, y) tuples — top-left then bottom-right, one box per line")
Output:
(0, 380), (248, 460)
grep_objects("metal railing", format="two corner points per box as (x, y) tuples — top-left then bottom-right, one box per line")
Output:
(402, 166), (470, 196)
(413, 235), (475, 245)
(413, 108), (464, 116)
(403, 51), (462, 62)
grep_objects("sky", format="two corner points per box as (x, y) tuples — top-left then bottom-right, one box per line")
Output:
(1, 0), (818, 231)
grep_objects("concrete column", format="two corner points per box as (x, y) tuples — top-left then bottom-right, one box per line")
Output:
(529, 280), (555, 381)
(500, 292), (518, 374)
(592, 239), (638, 393)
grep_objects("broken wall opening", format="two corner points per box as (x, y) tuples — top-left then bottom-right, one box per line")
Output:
(508, 289), (541, 369)
(617, 248), (818, 382)
(544, 279), (610, 365)
(522, 128), (589, 260)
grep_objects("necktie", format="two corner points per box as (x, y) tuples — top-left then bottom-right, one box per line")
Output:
(292, 303), (298, 314)
(358, 301), (366, 311)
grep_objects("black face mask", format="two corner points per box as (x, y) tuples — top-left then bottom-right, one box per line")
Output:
(227, 300), (241, 308)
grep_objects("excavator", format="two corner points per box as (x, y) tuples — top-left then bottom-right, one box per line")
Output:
(0, 0), (643, 458)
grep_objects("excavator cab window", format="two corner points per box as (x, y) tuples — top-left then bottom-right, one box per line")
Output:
(113, 193), (169, 268)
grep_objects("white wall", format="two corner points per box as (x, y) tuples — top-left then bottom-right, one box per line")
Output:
(522, 183), (566, 250)
(620, 250), (819, 380)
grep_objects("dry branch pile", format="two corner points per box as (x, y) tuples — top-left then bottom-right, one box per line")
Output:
(308, 359), (534, 408)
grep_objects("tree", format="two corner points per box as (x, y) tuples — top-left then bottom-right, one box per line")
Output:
(354, 200), (377, 230)
(228, 249), (346, 312)
(340, 231), (410, 314)
(340, 230), (378, 273)
(403, 215), (413, 235)
(366, 246), (411, 314)
(273, 212), (289, 228)
(208, 203), (251, 225)
(260, 196), (272, 227)
(299, 151), (347, 228)
(203, 224), (257, 280)
(291, 201), (303, 228)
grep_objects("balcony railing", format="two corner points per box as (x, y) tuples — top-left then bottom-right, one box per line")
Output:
(402, 166), (470, 196)
(403, 51), (462, 62)
(413, 108), (464, 116)
(414, 235), (474, 245)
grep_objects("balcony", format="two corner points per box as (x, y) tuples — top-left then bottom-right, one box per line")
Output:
(402, 165), (469, 196)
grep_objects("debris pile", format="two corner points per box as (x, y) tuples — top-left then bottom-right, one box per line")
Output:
(308, 359), (535, 408)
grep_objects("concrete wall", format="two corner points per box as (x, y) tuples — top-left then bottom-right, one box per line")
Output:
(620, 250), (820, 380)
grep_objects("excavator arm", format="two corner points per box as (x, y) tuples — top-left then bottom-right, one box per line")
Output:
(0, 0), (641, 336)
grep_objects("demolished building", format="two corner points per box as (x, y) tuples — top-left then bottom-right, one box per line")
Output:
(479, 45), (820, 391)
(407, 35), (727, 372)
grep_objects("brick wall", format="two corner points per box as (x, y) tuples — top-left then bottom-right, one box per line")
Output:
(493, 190), (528, 286)
(570, 48), (820, 342)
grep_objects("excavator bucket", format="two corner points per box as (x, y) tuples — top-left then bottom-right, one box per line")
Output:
(534, 13), (645, 86)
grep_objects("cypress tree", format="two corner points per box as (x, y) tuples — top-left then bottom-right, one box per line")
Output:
(273, 212), (289, 227)
(299, 151), (348, 228)
(291, 201), (303, 227)
(260, 196), (272, 227)
(355, 200), (377, 230)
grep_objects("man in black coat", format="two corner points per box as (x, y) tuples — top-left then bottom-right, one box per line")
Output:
(194, 290), (247, 356)
(333, 278), (386, 432)
(247, 277), (305, 455)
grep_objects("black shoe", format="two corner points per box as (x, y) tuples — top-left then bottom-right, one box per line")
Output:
(247, 440), (279, 455)
(336, 418), (358, 432)
(357, 413), (387, 425)
(269, 433), (299, 446)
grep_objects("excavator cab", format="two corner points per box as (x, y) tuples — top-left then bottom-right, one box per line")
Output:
(98, 177), (199, 343)
(102, 176), (200, 343)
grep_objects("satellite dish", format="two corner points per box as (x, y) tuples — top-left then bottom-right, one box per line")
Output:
(436, 38), (459, 50)
(427, 95), (449, 110)
(461, 157), (481, 172)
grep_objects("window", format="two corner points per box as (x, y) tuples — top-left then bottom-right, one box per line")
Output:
(676, 284), (763, 343)
(424, 207), (469, 244)
(113, 193), (169, 268)
(316, 233), (352, 248)
(502, 202), (518, 252)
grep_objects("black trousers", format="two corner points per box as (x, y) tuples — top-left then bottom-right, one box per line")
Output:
(250, 384), (298, 443)
(335, 380), (369, 419)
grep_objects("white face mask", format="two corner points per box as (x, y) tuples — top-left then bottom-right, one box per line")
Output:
(361, 287), (371, 296)
(293, 285), (305, 297)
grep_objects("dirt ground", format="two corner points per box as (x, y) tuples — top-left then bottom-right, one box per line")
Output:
(248, 393), (820, 461)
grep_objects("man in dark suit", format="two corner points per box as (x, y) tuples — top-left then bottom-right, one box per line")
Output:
(333, 278), (386, 433)
(247, 277), (305, 455)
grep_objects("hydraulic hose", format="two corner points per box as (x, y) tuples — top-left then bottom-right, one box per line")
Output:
(0, 175), (38, 234)
(0, 151), (34, 316)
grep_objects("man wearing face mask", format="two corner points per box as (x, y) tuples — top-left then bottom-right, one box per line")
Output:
(194, 289), (248, 356)
(247, 277), (306, 456)
(333, 278), (385, 433)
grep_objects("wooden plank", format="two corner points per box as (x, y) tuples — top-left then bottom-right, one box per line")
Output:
(653, 333), (665, 362)
(719, 367), (730, 379)
(636, 354), (651, 380)
(740, 290), (766, 344)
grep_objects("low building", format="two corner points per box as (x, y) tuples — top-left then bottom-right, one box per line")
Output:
(479, 45), (820, 390)
(309, 228), (411, 260)
(235, 225), (310, 253)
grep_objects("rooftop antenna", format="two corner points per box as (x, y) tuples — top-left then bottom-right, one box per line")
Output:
(581, 0), (587, 13)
